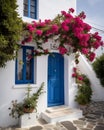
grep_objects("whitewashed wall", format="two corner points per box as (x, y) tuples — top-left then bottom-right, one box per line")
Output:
(0, 0), (76, 127)
(64, 54), (78, 108)
(78, 54), (104, 101)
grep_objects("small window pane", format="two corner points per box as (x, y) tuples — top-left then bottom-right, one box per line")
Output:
(24, 0), (28, 3)
(24, 4), (28, 11)
(30, 12), (35, 19)
(17, 48), (23, 80)
(31, 0), (35, 6)
(26, 49), (32, 80)
(24, 11), (28, 17)
(30, 6), (35, 12)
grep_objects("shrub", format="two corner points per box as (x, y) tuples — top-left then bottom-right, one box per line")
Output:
(0, 0), (23, 67)
(92, 54), (104, 87)
(73, 69), (92, 105)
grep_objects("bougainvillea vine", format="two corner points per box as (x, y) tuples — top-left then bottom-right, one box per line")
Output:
(22, 8), (104, 63)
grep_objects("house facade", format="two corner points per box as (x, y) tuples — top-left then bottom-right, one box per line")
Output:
(0, 0), (77, 127)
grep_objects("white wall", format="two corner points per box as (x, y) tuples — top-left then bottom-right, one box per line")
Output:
(0, 56), (48, 127)
(78, 54), (104, 101)
(64, 54), (78, 108)
(0, 0), (76, 127)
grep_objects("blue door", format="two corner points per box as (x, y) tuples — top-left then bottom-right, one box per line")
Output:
(48, 53), (64, 107)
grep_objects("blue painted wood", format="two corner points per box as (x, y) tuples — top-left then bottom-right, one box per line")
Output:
(48, 53), (64, 107)
(15, 46), (34, 84)
(24, 0), (38, 19)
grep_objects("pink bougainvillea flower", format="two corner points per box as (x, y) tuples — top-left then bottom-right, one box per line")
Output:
(73, 67), (77, 72)
(21, 40), (25, 44)
(27, 55), (32, 60)
(78, 76), (83, 81)
(79, 41), (88, 47)
(65, 13), (73, 20)
(32, 21), (37, 27)
(69, 8), (74, 13)
(45, 19), (51, 24)
(89, 52), (96, 62)
(93, 41), (100, 49)
(78, 11), (86, 19)
(44, 49), (49, 54)
(25, 35), (33, 42)
(34, 50), (39, 55)
(74, 17), (83, 28)
(62, 25), (69, 31)
(59, 46), (67, 55)
(93, 32), (101, 41)
(100, 41), (104, 46)
(81, 34), (90, 42)
(81, 48), (89, 54)
(73, 27), (83, 37)
(64, 19), (71, 24)
(36, 30), (43, 36)
(38, 21), (46, 27)
(51, 24), (59, 33)
(72, 73), (77, 77)
(61, 22), (69, 31)
(27, 24), (35, 32)
(61, 10), (67, 16)
(83, 23), (91, 32)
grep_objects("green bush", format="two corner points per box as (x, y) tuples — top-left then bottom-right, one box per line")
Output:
(0, 0), (23, 67)
(92, 54), (104, 87)
(75, 75), (92, 105)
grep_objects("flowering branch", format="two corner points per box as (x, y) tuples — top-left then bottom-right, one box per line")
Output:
(21, 8), (104, 62)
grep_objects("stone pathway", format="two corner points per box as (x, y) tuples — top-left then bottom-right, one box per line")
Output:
(1, 101), (104, 130)
(60, 101), (104, 130)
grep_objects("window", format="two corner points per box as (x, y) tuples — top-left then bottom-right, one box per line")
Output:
(15, 46), (35, 84)
(23, 0), (38, 19)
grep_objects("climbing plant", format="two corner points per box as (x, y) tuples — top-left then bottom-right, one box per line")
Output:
(0, 0), (23, 67)
(22, 8), (103, 63)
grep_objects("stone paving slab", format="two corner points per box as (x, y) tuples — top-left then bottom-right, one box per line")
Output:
(60, 121), (77, 130)
(94, 125), (104, 130)
(30, 126), (43, 130)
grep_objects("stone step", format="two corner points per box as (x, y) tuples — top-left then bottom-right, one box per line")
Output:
(46, 105), (71, 113)
(41, 106), (83, 123)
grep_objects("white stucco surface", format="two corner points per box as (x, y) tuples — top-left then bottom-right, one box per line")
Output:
(78, 54), (104, 101)
(0, 0), (77, 127)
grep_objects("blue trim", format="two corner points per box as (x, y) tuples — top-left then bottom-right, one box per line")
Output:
(28, 0), (31, 17)
(15, 46), (34, 84)
(35, 0), (38, 19)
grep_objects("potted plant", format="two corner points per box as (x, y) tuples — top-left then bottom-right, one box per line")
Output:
(9, 82), (44, 118)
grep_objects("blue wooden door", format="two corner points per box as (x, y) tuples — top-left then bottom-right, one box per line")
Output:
(48, 53), (64, 107)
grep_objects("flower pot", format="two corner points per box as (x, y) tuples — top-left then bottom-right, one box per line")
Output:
(23, 107), (34, 113)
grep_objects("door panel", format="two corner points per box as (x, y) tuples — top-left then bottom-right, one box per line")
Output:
(48, 53), (64, 107)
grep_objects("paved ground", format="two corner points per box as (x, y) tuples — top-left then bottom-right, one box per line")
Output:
(1, 101), (104, 130)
